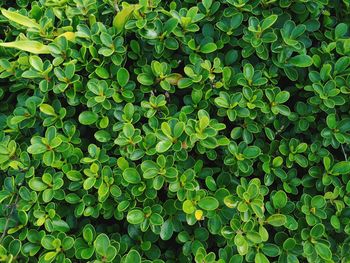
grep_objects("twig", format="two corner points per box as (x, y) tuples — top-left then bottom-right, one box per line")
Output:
(0, 194), (19, 243)
(341, 144), (348, 161)
(114, 0), (120, 12)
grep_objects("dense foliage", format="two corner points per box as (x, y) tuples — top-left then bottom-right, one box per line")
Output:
(0, 0), (350, 262)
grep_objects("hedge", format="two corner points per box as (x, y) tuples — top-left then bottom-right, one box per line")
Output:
(0, 0), (350, 262)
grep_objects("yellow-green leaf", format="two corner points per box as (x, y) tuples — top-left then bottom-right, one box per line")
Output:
(113, 5), (137, 33)
(0, 41), (50, 54)
(55, 32), (76, 42)
(40, 104), (56, 116)
(44, 251), (58, 261)
(165, 73), (182, 85)
(1, 9), (40, 29)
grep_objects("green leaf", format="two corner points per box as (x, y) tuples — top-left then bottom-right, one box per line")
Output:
(335, 23), (348, 39)
(83, 225), (94, 243)
(52, 219), (70, 232)
(283, 238), (296, 251)
(200, 43), (217, 54)
(183, 200), (196, 214)
(274, 105), (291, 116)
(8, 239), (21, 255)
(310, 223), (325, 238)
(295, 143), (307, 153)
(27, 143), (47, 154)
(261, 243), (280, 257)
(160, 220), (173, 241)
(202, 0), (213, 11)
(244, 63), (254, 80)
(255, 252), (270, 263)
(94, 130), (111, 143)
(79, 111), (98, 125)
(164, 18), (178, 34)
(125, 249), (141, 263)
(178, 78), (193, 89)
(331, 215), (340, 230)
(65, 64), (75, 79)
(275, 91), (290, 104)
(94, 233), (109, 255)
(326, 114), (337, 129)
(0, 190), (10, 203)
(44, 251), (57, 261)
(266, 214), (286, 227)
(332, 161), (350, 175)
(289, 55), (313, 67)
(41, 236), (55, 250)
(215, 97), (230, 108)
(66, 170), (82, 181)
(243, 146), (261, 158)
(113, 5), (137, 33)
(117, 157), (129, 170)
(137, 73), (154, 85)
(29, 56), (43, 71)
(40, 104), (56, 116)
(100, 32), (113, 47)
(246, 231), (261, 243)
(198, 197), (219, 211)
(272, 156), (283, 167)
(83, 178), (96, 190)
(28, 178), (47, 191)
(81, 247), (95, 259)
(117, 67), (129, 86)
(123, 168), (141, 184)
(95, 67), (109, 79)
(173, 122), (185, 138)
(311, 195), (326, 208)
(127, 209), (144, 224)
(150, 213), (164, 225)
(273, 190), (287, 209)
(261, 14), (278, 31)
(123, 123), (135, 138)
(234, 234), (248, 255)
(230, 13), (243, 29)
(156, 140), (172, 153)
(315, 242), (332, 260)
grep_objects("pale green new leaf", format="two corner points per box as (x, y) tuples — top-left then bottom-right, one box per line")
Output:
(1, 9), (40, 29)
(113, 5), (138, 33)
(0, 41), (50, 54)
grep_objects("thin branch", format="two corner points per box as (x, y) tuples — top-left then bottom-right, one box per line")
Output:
(341, 144), (348, 161)
(0, 194), (19, 243)
(113, 0), (120, 12)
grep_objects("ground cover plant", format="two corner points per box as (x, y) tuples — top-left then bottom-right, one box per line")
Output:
(0, 0), (350, 262)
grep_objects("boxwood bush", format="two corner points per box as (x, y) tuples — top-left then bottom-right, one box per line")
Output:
(0, 0), (350, 262)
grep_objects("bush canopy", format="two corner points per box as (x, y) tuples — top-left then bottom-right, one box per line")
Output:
(0, 0), (350, 262)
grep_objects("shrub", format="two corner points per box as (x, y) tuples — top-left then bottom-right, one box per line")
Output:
(0, 0), (350, 262)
